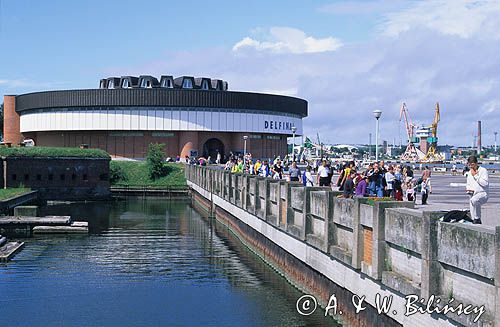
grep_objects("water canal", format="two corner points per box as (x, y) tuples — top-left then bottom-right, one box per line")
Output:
(0, 198), (339, 326)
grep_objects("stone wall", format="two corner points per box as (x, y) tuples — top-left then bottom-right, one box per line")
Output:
(3, 157), (110, 200)
(186, 165), (497, 327)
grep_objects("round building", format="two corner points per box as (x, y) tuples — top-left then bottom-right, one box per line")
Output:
(3, 75), (307, 160)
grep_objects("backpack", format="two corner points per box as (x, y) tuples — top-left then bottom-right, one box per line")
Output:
(441, 210), (472, 223)
(302, 171), (307, 186)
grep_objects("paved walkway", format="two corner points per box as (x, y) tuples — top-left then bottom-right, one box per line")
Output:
(410, 174), (500, 227)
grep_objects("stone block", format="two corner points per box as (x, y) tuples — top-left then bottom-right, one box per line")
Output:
(385, 208), (423, 253)
(333, 198), (354, 228)
(14, 206), (38, 217)
(290, 187), (305, 210)
(359, 203), (373, 228)
(438, 223), (495, 279)
(382, 271), (421, 296)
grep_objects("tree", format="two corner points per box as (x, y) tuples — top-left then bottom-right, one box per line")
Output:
(147, 143), (166, 179)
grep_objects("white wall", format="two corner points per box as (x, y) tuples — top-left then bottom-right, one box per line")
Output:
(20, 108), (303, 135)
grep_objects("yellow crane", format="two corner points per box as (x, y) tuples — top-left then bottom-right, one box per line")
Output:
(422, 102), (444, 162)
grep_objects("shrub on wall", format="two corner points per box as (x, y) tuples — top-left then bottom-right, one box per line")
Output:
(147, 143), (166, 180)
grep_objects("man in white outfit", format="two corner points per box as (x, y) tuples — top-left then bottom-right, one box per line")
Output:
(466, 155), (489, 224)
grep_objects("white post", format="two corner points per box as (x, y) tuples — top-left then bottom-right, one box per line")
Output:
(375, 119), (379, 161)
(243, 136), (248, 162)
(373, 110), (382, 162)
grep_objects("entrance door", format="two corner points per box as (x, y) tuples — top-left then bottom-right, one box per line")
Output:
(203, 138), (224, 162)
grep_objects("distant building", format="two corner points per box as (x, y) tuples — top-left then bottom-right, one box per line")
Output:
(416, 127), (431, 154)
(3, 75), (307, 159)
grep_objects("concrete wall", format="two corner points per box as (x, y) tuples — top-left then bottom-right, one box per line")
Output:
(186, 165), (498, 327)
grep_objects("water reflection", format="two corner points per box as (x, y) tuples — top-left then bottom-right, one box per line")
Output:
(0, 198), (339, 326)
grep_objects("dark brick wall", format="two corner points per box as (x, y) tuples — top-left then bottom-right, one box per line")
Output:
(27, 131), (288, 160)
(4, 157), (110, 200)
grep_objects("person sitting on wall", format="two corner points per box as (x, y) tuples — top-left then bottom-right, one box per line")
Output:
(466, 155), (489, 224)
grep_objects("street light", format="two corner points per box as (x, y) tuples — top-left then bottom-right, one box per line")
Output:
(243, 135), (248, 161)
(291, 126), (297, 161)
(373, 110), (382, 162)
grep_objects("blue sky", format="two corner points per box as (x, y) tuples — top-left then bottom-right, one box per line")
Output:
(1, 0), (499, 146)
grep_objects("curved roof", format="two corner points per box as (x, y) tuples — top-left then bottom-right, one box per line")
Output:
(15, 89), (308, 117)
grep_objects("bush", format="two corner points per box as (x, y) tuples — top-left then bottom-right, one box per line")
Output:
(147, 143), (166, 179)
(109, 161), (128, 184)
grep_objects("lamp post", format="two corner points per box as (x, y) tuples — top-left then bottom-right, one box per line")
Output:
(369, 133), (372, 159)
(495, 132), (498, 152)
(243, 135), (248, 162)
(291, 126), (297, 162)
(373, 110), (382, 162)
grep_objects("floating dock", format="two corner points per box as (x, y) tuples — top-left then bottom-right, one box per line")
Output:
(0, 237), (25, 262)
(33, 221), (89, 234)
(0, 216), (88, 236)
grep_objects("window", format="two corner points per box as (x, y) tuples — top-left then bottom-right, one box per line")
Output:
(152, 132), (174, 137)
(37, 174), (42, 181)
(72, 174), (76, 181)
(24, 174), (29, 181)
(83, 174), (88, 181)
(12, 174), (16, 181)
(48, 174), (53, 181)
(108, 80), (114, 89)
(161, 79), (173, 88)
(60, 174), (65, 181)
(122, 79), (130, 88)
(201, 80), (209, 90)
(182, 79), (193, 89)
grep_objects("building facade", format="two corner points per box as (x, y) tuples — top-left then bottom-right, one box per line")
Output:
(4, 75), (308, 160)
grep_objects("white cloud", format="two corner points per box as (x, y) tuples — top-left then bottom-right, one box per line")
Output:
(232, 27), (343, 54)
(114, 2), (500, 146)
(381, 0), (500, 39)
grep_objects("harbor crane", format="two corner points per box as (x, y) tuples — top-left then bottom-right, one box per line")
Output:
(399, 103), (425, 161)
(422, 102), (444, 162)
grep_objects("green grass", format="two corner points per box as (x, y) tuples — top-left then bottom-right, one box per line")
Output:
(0, 188), (31, 201)
(110, 161), (186, 188)
(0, 146), (110, 159)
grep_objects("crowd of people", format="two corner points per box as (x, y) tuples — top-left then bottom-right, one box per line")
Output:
(188, 153), (491, 225)
(205, 154), (438, 204)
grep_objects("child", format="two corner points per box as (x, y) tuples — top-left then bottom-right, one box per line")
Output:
(406, 180), (415, 202)
(304, 166), (314, 187)
(421, 178), (429, 205)
(393, 178), (403, 201)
